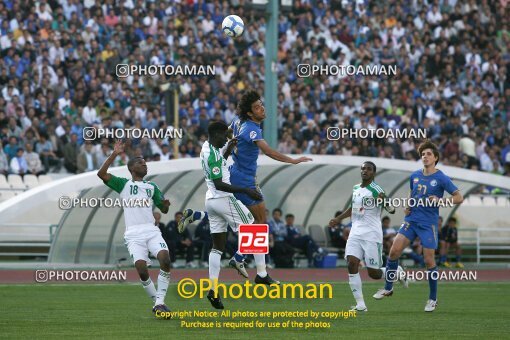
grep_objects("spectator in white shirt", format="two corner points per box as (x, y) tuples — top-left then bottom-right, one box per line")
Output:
(58, 91), (72, 112)
(82, 99), (99, 125)
(427, 6), (442, 25)
(24, 143), (45, 175)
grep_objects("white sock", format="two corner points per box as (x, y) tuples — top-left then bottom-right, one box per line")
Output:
(209, 249), (222, 290)
(348, 273), (365, 307)
(141, 277), (156, 303)
(380, 267), (386, 278)
(155, 270), (170, 306)
(253, 254), (267, 278)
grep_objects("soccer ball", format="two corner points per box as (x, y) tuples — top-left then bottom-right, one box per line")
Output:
(222, 15), (244, 38)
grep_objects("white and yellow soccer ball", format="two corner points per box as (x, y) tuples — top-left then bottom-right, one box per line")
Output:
(221, 15), (245, 38)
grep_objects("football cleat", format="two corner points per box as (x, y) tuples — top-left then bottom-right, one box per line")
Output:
(152, 304), (171, 319)
(443, 261), (452, 268)
(178, 209), (194, 233)
(254, 274), (280, 285)
(229, 258), (249, 278)
(455, 262), (464, 268)
(424, 299), (437, 312)
(373, 288), (393, 300)
(349, 304), (368, 312)
(207, 289), (224, 309)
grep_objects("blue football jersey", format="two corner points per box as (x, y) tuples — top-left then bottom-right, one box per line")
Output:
(231, 120), (263, 177)
(405, 169), (458, 225)
(230, 116), (241, 137)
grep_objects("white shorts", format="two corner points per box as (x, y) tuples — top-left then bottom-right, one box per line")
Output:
(344, 237), (383, 269)
(124, 224), (168, 264)
(206, 196), (254, 234)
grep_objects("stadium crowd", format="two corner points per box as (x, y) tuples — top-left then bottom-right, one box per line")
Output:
(0, 0), (509, 186)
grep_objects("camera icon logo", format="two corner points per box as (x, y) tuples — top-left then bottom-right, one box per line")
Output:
(362, 197), (376, 209)
(35, 270), (48, 283)
(385, 269), (398, 283)
(327, 127), (340, 140)
(83, 127), (96, 141)
(116, 64), (130, 78)
(297, 64), (311, 78)
(59, 196), (73, 210)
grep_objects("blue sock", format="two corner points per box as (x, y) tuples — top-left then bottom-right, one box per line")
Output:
(428, 266), (438, 301)
(234, 251), (245, 262)
(456, 255), (461, 262)
(192, 211), (207, 221)
(439, 255), (447, 263)
(384, 259), (399, 291)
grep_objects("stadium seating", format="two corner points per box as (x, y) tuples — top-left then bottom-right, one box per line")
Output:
(0, 174), (53, 195)
(38, 175), (53, 186)
(308, 225), (326, 247)
(0, 176), (9, 190)
(8, 175), (26, 190)
(309, 224), (341, 254)
(23, 175), (39, 189)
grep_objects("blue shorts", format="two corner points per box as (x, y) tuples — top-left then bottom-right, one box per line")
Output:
(398, 221), (438, 249)
(229, 166), (264, 207)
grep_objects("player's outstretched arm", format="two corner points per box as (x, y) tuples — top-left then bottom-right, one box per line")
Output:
(450, 190), (464, 204)
(97, 140), (123, 183)
(212, 178), (262, 201)
(255, 140), (312, 164)
(329, 207), (352, 227)
(429, 190), (464, 206)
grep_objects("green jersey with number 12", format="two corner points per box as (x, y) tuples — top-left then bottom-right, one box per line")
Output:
(349, 181), (385, 243)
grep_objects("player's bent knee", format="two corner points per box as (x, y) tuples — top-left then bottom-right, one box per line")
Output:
(423, 253), (436, 268)
(248, 203), (266, 223)
(367, 268), (382, 279)
(157, 250), (171, 270)
(134, 260), (149, 279)
(134, 259), (148, 269)
(346, 257), (360, 273)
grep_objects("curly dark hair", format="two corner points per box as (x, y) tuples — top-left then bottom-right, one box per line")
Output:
(237, 90), (261, 121)
(417, 140), (440, 165)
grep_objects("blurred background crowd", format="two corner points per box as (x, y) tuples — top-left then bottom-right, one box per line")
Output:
(0, 0), (509, 188)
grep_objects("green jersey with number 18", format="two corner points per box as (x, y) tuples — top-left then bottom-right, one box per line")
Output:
(200, 141), (233, 200)
(349, 181), (385, 243)
(104, 175), (166, 228)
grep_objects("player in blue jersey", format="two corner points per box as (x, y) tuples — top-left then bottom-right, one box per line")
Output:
(373, 140), (463, 312)
(179, 91), (311, 284)
(230, 90), (311, 215)
(228, 90), (312, 283)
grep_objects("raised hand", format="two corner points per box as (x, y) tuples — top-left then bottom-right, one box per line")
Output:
(113, 140), (124, 155)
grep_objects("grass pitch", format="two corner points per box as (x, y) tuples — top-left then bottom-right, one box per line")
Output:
(1, 282), (508, 339)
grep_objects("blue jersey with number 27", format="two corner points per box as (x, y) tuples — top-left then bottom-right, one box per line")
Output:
(405, 169), (458, 225)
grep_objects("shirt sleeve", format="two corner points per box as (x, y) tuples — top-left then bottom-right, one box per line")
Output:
(246, 125), (263, 143)
(208, 149), (223, 180)
(442, 174), (459, 195)
(105, 175), (128, 194)
(151, 182), (165, 210)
